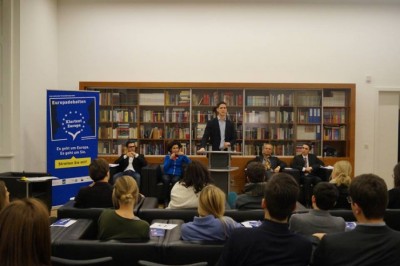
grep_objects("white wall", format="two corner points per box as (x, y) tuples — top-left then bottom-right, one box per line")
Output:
(10, 0), (400, 186)
(19, 0), (58, 171)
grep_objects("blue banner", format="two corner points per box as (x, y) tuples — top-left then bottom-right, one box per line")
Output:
(47, 90), (99, 205)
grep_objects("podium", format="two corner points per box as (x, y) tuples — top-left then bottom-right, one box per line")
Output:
(201, 150), (241, 195)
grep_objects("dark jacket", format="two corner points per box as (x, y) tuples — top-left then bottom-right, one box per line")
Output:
(114, 154), (147, 174)
(200, 118), (236, 151)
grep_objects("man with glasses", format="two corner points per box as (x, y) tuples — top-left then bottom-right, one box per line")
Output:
(113, 140), (147, 188)
(313, 174), (400, 266)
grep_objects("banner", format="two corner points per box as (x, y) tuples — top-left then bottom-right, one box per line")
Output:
(47, 90), (99, 205)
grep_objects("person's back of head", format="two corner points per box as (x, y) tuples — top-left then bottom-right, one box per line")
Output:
(89, 158), (110, 182)
(393, 162), (400, 188)
(313, 182), (339, 210)
(181, 160), (213, 193)
(113, 175), (139, 208)
(198, 185), (225, 218)
(264, 173), (299, 221)
(349, 173), (387, 219)
(0, 198), (50, 266)
(246, 161), (266, 183)
(0, 180), (10, 211)
(331, 160), (352, 187)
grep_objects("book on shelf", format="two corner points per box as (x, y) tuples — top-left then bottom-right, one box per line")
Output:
(139, 93), (165, 106)
(323, 91), (346, 107)
(296, 125), (318, 140)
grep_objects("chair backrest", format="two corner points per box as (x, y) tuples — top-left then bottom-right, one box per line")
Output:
(51, 256), (114, 266)
(138, 260), (207, 266)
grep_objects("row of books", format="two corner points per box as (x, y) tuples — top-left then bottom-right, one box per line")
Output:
(323, 91), (346, 107)
(192, 92), (243, 106)
(297, 108), (321, 123)
(323, 109), (346, 124)
(100, 109), (138, 123)
(165, 90), (190, 106)
(99, 125), (138, 139)
(165, 108), (190, 123)
(140, 126), (163, 139)
(141, 110), (165, 123)
(296, 125), (321, 140)
(296, 93), (321, 107)
(323, 126), (346, 140)
(98, 92), (137, 106)
(139, 93), (165, 106)
(164, 126), (190, 140)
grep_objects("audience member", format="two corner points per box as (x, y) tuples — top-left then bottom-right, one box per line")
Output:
(162, 140), (191, 207)
(330, 160), (352, 209)
(388, 162), (400, 208)
(113, 140), (147, 188)
(217, 173), (312, 266)
(253, 143), (286, 179)
(74, 158), (113, 208)
(291, 143), (324, 207)
(181, 185), (241, 241)
(167, 160), (213, 209)
(313, 173), (400, 266)
(98, 176), (150, 241)
(0, 198), (51, 266)
(0, 180), (10, 211)
(235, 161), (267, 210)
(289, 182), (345, 236)
(197, 101), (237, 152)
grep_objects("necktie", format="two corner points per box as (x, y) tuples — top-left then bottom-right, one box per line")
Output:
(265, 158), (271, 170)
(304, 157), (308, 168)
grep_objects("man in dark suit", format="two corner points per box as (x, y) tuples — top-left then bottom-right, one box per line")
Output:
(113, 140), (147, 188)
(197, 101), (236, 152)
(313, 174), (400, 266)
(253, 143), (286, 179)
(218, 173), (312, 266)
(291, 143), (324, 207)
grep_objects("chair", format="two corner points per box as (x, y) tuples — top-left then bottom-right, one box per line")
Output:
(51, 256), (114, 266)
(138, 260), (207, 266)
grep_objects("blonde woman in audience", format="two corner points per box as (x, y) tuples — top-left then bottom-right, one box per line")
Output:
(98, 175), (150, 240)
(167, 160), (213, 209)
(0, 181), (10, 211)
(181, 185), (242, 241)
(329, 160), (352, 209)
(0, 198), (51, 266)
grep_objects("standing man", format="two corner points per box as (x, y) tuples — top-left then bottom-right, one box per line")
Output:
(291, 143), (324, 207)
(113, 140), (147, 188)
(254, 143), (286, 179)
(197, 101), (236, 152)
(313, 174), (400, 266)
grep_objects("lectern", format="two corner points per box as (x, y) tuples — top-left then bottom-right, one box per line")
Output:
(201, 150), (241, 195)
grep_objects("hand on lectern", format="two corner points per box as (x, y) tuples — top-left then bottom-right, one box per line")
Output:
(197, 147), (206, 154)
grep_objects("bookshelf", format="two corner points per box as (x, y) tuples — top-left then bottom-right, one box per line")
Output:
(80, 82), (355, 169)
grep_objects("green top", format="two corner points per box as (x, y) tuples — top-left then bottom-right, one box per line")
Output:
(98, 209), (150, 241)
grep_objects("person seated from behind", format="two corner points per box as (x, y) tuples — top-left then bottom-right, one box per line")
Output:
(74, 158), (113, 208)
(313, 173), (400, 266)
(0, 198), (51, 266)
(163, 140), (191, 207)
(113, 140), (147, 188)
(235, 161), (267, 210)
(0, 180), (10, 211)
(329, 160), (352, 209)
(289, 182), (345, 236)
(254, 143), (286, 179)
(181, 184), (242, 241)
(98, 175), (150, 241)
(388, 162), (400, 208)
(217, 173), (312, 266)
(167, 160), (213, 209)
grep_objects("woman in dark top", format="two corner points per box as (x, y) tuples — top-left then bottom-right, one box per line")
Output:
(329, 160), (352, 209)
(388, 162), (400, 209)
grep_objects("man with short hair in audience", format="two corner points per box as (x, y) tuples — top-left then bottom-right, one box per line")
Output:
(313, 173), (400, 266)
(218, 173), (312, 266)
(289, 182), (345, 236)
(235, 161), (267, 210)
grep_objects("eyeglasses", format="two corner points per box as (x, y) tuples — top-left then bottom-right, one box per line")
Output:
(347, 196), (353, 204)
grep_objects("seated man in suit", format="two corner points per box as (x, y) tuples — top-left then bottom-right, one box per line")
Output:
(313, 173), (400, 266)
(113, 140), (147, 188)
(291, 143), (324, 207)
(289, 182), (345, 236)
(254, 143), (286, 179)
(235, 161), (267, 210)
(218, 173), (312, 266)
